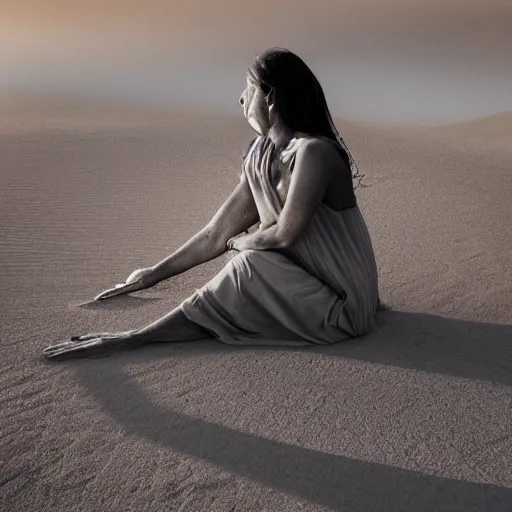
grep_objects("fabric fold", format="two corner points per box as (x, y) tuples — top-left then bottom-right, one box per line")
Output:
(180, 135), (380, 345)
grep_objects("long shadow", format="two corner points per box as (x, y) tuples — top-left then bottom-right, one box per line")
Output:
(75, 359), (511, 511)
(315, 309), (512, 386)
(72, 309), (512, 510)
(86, 309), (512, 386)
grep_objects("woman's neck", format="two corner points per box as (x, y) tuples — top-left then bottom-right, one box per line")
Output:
(267, 121), (294, 152)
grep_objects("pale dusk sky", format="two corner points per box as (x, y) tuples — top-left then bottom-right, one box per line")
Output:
(2, 0), (511, 123)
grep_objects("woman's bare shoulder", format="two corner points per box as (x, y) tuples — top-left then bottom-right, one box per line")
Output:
(280, 133), (331, 166)
(292, 133), (345, 165)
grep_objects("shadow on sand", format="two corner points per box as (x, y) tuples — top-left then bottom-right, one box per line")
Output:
(73, 309), (512, 510)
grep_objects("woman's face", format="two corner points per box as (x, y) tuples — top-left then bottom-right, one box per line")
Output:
(239, 76), (271, 134)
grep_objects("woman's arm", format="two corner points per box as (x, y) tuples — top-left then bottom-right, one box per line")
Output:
(230, 138), (338, 251)
(150, 174), (259, 283)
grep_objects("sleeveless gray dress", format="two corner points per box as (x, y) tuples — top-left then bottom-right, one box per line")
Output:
(180, 135), (380, 346)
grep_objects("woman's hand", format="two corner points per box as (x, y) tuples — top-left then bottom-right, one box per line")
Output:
(226, 222), (281, 252)
(93, 267), (158, 301)
(226, 232), (254, 252)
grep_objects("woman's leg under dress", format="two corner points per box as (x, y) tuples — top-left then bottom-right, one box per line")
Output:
(131, 307), (214, 344)
(43, 307), (214, 359)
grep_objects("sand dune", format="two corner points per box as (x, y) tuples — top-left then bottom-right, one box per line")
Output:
(430, 110), (512, 141)
(1, 99), (511, 511)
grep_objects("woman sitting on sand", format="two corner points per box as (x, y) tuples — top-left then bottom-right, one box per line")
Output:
(43, 47), (380, 359)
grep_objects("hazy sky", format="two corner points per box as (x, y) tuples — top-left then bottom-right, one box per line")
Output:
(2, 0), (511, 123)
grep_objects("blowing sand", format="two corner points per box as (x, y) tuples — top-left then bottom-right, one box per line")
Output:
(1, 96), (511, 511)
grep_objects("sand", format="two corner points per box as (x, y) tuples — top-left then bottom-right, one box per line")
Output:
(1, 96), (511, 511)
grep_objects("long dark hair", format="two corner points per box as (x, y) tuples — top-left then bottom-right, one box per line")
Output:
(248, 47), (365, 188)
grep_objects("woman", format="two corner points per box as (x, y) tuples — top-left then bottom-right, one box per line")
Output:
(43, 47), (380, 359)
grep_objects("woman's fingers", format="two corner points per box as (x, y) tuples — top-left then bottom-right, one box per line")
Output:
(94, 281), (141, 301)
(43, 340), (79, 356)
(43, 337), (104, 359)
(43, 330), (136, 359)
(70, 331), (132, 341)
(70, 332), (112, 341)
(93, 268), (153, 302)
(42, 341), (75, 354)
(93, 288), (115, 301)
(94, 286), (127, 301)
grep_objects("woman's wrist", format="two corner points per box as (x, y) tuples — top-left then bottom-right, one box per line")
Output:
(148, 265), (166, 286)
(245, 224), (287, 250)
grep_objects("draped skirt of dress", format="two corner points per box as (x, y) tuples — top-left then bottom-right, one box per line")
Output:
(180, 135), (380, 346)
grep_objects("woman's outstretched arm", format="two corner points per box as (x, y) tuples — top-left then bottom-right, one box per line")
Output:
(44, 176), (260, 358)
(150, 174), (259, 284)
(94, 173), (259, 300)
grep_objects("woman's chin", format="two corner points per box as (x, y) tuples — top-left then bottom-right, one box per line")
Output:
(248, 122), (261, 134)
(247, 116), (267, 135)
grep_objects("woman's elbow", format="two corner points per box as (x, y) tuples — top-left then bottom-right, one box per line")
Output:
(275, 217), (308, 249)
(277, 228), (299, 249)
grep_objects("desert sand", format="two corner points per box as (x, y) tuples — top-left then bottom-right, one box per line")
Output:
(1, 95), (511, 511)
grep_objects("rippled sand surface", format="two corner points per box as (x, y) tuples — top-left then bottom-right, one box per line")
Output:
(1, 97), (511, 511)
